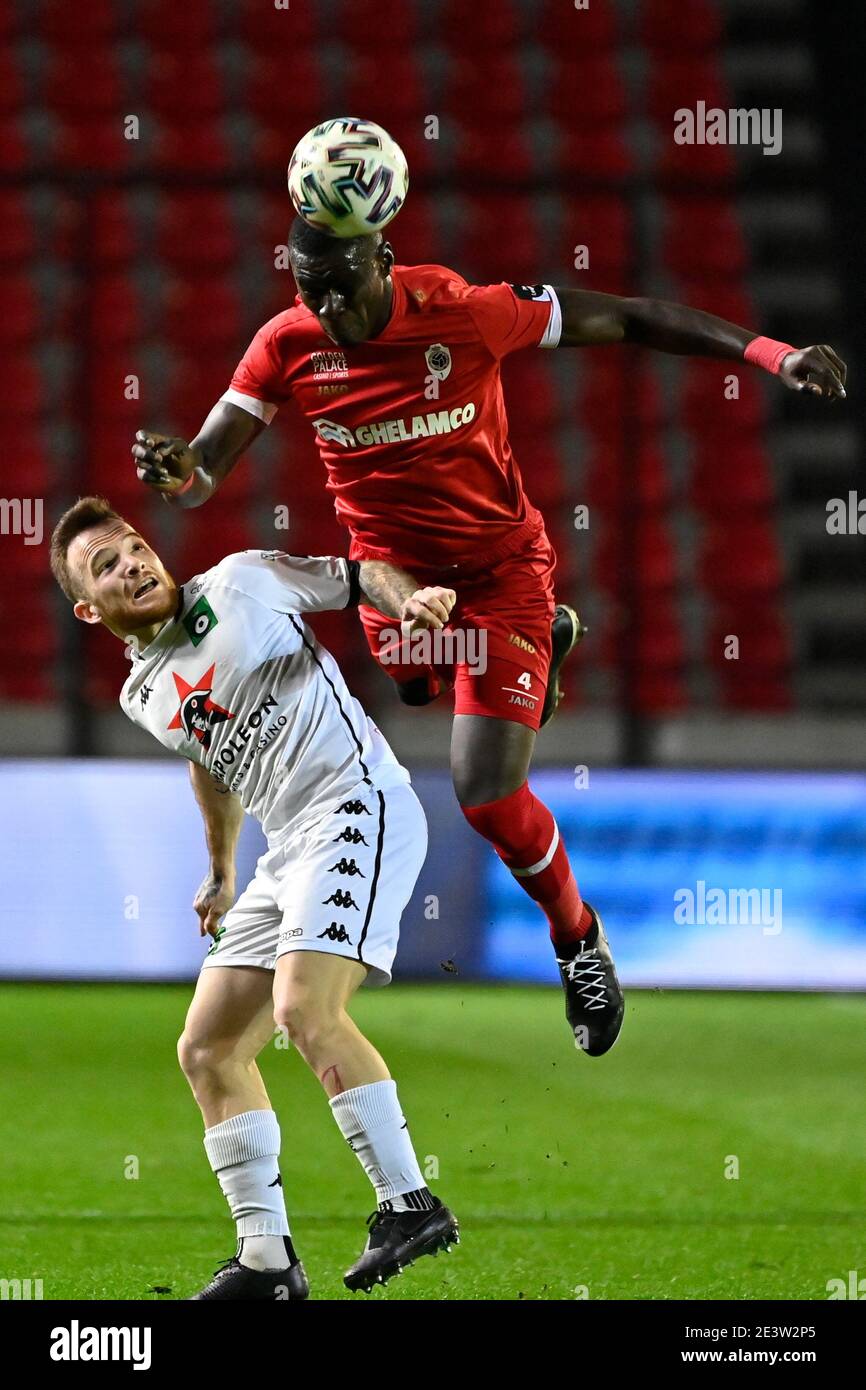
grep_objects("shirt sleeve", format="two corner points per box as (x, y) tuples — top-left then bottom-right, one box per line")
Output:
(214, 551), (355, 615)
(221, 328), (286, 425)
(462, 282), (562, 359)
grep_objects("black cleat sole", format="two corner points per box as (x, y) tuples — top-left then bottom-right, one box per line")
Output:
(344, 1207), (460, 1293)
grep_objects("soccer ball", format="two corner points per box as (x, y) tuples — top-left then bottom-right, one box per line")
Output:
(287, 117), (409, 238)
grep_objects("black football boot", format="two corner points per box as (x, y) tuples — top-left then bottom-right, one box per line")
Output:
(188, 1237), (309, 1301)
(555, 903), (624, 1057)
(540, 604), (587, 728)
(344, 1198), (459, 1293)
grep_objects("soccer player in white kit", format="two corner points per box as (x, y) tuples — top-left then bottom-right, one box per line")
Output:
(49, 495), (460, 1299)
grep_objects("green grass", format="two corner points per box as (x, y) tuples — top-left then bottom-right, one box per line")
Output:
(0, 983), (864, 1300)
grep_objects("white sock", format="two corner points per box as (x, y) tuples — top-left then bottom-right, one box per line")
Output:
(329, 1079), (433, 1210)
(203, 1109), (292, 1269)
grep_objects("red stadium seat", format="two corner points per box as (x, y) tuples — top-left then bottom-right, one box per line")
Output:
(165, 354), (240, 424)
(647, 56), (732, 127)
(345, 54), (430, 124)
(459, 195), (548, 284)
(235, 0), (318, 50)
(538, 0), (619, 51)
(7, 428), (51, 496)
(445, 55), (530, 127)
(663, 198), (749, 281)
(135, 0), (218, 46)
(0, 118), (32, 172)
(595, 519), (679, 596)
(453, 126), (536, 184)
(155, 193), (240, 275)
(0, 359), (48, 418)
(89, 193), (143, 269)
(340, 0), (423, 50)
(0, 51), (26, 115)
(640, 0), (723, 52)
(586, 439), (673, 514)
(158, 279), (244, 354)
(0, 278), (41, 345)
(500, 358), (564, 438)
(36, 0), (120, 44)
(0, 582), (57, 701)
(655, 133), (736, 185)
(149, 120), (234, 174)
(0, 191), (37, 262)
(89, 275), (148, 348)
(42, 50), (125, 116)
(387, 194), (442, 267)
(146, 51), (228, 120)
(698, 520), (784, 599)
(706, 604), (791, 674)
(548, 55), (628, 128)
(88, 355), (154, 426)
(681, 359), (768, 435)
(555, 128), (633, 181)
(689, 440), (776, 517)
(246, 50), (329, 126)
(168, 513), (257, 581)
(442, 0), (524, 50)
(85, 428), (151, 505)
(52, 118), (138, 172)
(559, 194), (632, 276)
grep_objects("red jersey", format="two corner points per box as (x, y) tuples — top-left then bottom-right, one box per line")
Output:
(224, 264), (562, 569)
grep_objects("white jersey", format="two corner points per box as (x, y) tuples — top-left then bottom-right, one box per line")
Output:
(119, 550), (410, 845)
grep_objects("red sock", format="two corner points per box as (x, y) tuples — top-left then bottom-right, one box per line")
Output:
(461, 781), (593, 949)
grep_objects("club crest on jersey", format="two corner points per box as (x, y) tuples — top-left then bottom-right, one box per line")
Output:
(425, 343), (452, 381)
(182, 595), (219, 647)
(167, 663), (233, 750)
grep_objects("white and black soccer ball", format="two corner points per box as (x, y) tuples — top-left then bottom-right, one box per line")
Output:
(287, 117), (409, 238)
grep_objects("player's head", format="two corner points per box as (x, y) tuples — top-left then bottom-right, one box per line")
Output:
(289, 217), (394, 347)
(50, 496), (177, 640)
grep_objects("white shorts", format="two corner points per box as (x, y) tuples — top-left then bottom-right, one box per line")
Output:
(200, 780), (428, 987)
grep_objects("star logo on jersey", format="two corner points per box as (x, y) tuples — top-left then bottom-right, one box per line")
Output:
(425, 343), (452, 381)
(167, 663), (233, 750)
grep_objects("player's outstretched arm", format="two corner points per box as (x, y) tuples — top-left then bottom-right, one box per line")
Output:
(188, 760), (245, 938)
(358, 561), (456, 632)
(131, 401), (267, 509)
(552, 286), (847, 400)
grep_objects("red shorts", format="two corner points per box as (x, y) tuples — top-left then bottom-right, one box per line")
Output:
(357, 529), (556, 730)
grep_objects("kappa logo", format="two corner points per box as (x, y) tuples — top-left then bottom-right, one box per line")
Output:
(168, 663), (233, 750)
(318, 922), (353, 945)
(328, 858), (366, 877)
(339, 799), (371, 815)
(182, 595), (219, 647)
(333, 827), (369, 846)
(322, 889), (360, 911)
(425, 343), (452, 381)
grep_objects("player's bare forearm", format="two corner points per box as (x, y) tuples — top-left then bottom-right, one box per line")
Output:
(188, 759), (245, 877)
(132, 401), (266, 508)
(553, 287), (847, 398)
(358, 561), (456, 630)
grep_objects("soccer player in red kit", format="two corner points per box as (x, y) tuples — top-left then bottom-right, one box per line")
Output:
(133, 218), (846, 1058)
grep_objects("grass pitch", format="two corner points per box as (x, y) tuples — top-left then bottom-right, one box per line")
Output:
(0, 982), (863, 1300)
